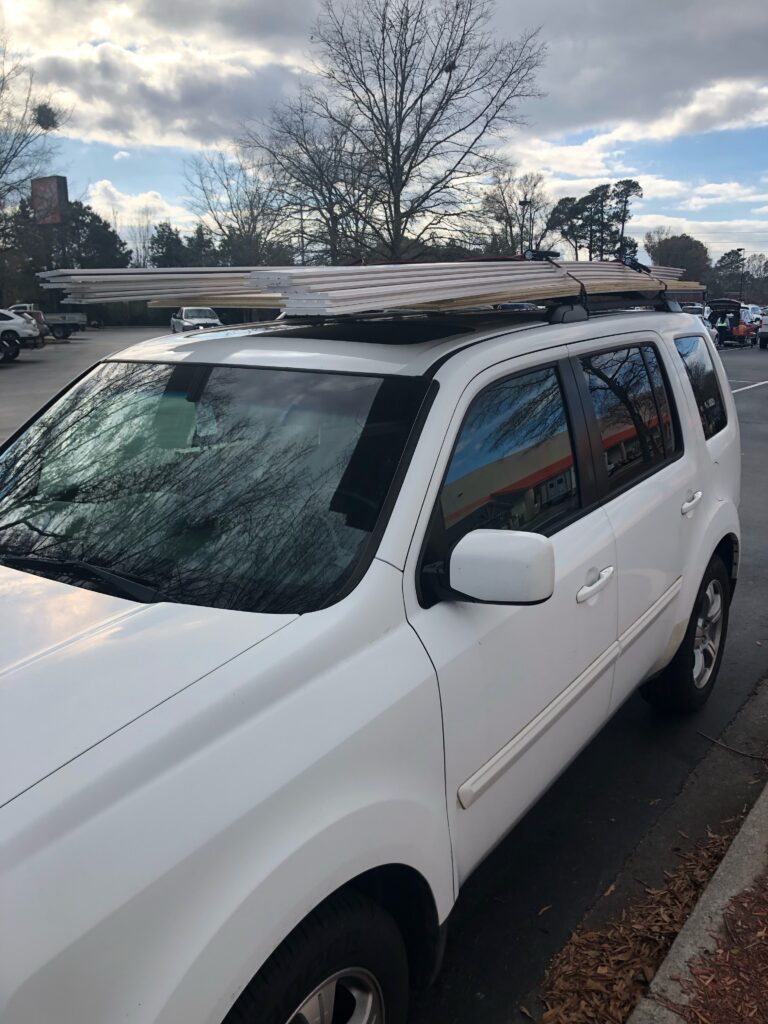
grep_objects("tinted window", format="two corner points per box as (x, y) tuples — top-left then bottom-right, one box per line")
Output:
(0, 361), (429, 614)
(439, 366), (579, 545)
(674, 336), (727, 439)
(641, 345), (678, 456)
(580, 347), (666, 491)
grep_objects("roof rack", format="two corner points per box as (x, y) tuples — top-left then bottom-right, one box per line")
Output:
(38, 259), (704, 318)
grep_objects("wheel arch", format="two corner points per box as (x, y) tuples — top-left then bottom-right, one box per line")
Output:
(713, 532), (740, 598)
(217, 863), (445, 1024)
(344, 863), (445, 990)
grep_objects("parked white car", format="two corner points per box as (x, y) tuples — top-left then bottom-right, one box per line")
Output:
(0, 308), (40, 360)
(0, 309), (740, 1024)
(170, 306), (222, 332)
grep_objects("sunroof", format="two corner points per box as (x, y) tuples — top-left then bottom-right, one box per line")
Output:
(260, 318), (477, 345)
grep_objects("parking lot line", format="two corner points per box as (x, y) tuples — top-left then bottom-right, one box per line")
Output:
(732, 380), (768, 394)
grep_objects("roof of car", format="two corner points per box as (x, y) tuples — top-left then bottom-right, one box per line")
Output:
(109, 310), (700, 378)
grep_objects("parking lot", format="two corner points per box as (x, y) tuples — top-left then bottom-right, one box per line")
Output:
(1, 329), (767, 1021)
(0, 328), (159, 441)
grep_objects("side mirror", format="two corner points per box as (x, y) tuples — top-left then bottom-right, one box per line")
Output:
(448, 530), (555, 605)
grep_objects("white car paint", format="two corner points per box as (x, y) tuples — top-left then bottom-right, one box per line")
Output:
(0, 311), (740, 1024)
(0, 309), (40, 341)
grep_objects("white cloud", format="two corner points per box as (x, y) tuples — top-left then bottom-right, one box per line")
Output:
(631, 213), (768, 259)
(30, 40), (301, 149)
(606, 80), (768, 144)
(113, 150), (131, 161)
(678, 182), (768, 211)
(85, 179), (195, 228)
(510, 79), (768, 186)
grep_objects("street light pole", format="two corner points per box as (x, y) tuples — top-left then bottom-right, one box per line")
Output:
(519, 198), (531, 254)
(736, 247), (745, 302)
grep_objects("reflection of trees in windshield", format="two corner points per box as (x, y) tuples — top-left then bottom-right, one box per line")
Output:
(0, 361), (428, 613)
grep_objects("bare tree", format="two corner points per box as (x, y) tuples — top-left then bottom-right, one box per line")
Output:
(185, 148), (292, 265)
(244, 92), (379, 264)
(0, 38), (62, 210)
(480, 160), (553, 254)
(126, 205), (155, 267)
(304, 0), (544, 259)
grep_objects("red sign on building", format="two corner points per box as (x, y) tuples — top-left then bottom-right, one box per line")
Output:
(31, 176), (69, 225)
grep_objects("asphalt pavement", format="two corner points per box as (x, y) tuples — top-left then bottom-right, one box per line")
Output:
(1, 330), (767, 1023)
(0, 328), (158, 441)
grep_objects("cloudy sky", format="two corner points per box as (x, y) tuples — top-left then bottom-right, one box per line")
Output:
(5, 0), (768, 258)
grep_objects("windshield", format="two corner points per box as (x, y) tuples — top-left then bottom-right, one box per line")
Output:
(183, 308), (216, 319)
(0, 361), (429, 613)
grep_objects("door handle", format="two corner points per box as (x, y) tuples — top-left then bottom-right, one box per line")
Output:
(576, 566), (614, 604)
(681, 491), (703, 516)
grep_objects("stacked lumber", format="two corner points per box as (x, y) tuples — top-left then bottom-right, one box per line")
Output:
(39, 259), (703, 316)
(247, 261), (580, 315)
(38, 267), (279, 307)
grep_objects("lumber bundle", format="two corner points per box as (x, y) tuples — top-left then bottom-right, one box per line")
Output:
(39, 259), (703, 316)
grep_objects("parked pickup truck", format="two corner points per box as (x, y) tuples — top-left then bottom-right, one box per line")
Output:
(8, 304), (88, 340)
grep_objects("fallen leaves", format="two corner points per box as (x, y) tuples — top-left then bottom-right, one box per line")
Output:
(656, 865), (768, 1024)
(539, 820), (742, 1024)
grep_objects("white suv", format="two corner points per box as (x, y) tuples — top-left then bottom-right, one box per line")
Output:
(0, 309), (41, 361)
(0, 309), (740, 1024)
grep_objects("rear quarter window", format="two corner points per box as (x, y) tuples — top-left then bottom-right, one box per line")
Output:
(674, 336), (727, 440)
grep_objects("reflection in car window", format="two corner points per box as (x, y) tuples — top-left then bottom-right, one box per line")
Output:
(440, 366), (579, 545)
(642, 345), (678, 456)
(580, 348), (666, 491)
(0, 361), (429, 613)
(674, 336), (727, 440)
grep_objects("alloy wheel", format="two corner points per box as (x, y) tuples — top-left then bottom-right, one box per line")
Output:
(286, 968), (384, 1024)
(693, 579), (724, 689)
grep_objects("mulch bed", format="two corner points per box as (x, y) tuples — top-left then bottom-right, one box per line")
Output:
(535, 821), (742, 1024)
(655, 864), (768, 1023)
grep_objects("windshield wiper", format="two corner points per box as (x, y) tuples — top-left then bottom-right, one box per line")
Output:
(0, 554), (167, 603)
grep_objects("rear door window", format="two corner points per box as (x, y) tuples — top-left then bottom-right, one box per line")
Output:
(579, 347), (670, 493)
(674, 336), (727, 440)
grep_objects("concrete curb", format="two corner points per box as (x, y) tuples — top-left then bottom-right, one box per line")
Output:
(628, 779), (768, 1023)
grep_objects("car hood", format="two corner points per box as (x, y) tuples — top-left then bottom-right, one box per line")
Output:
(0, 567), (297, 807)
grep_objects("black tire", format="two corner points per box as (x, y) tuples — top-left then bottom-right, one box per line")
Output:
(641, 555), (730, 713)
(224, 890), (409, 1024)
(51, 325), (65, 339)
(0, 331), (19, 362)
